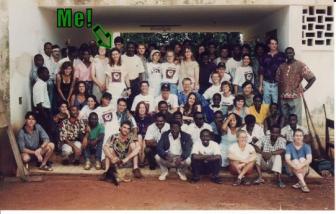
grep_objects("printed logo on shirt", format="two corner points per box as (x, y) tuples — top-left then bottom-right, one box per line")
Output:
(244, 72), (253, 82)
(151, 67), (161, 74)
(111, 72), (121, 82)
(102, 112), (113, 122)
(166, 68), (176, 79)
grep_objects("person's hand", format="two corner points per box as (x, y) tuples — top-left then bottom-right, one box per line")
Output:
(34, 148), (43, 162)
(262, 152), (272, 160)
(175, 157), (182, 166)
(166, 154), (173, 162)
(238, 162), (246, 169)
(127, 89), (132, 96)
(73, 147), (81, 158)
(85, 125), (91, 133)
(252, 137), (259, 144)
(258, 86), (263, 94)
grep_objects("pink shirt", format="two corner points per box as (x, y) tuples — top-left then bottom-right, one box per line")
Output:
(74, 61), (93, 81)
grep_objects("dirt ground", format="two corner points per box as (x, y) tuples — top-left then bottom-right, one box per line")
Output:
(0, 175), (334, 210)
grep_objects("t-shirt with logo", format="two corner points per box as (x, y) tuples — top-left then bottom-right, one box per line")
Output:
(161, 62), (180, 84)
(106, 64), (127, 98)
(94, 105), (119, 144)
(233, 66), (254, 87)
(146, 62), (162, 97)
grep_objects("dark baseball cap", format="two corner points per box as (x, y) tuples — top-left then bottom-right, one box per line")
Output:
(161, 83), (170, 91)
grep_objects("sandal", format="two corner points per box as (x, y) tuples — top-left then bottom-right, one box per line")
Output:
(292, 182), (301, 189)
(301, 185), (310, 193)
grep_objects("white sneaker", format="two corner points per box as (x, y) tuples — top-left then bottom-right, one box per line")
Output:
(177, 169), (187, 181)
(158, 171), (169, 181)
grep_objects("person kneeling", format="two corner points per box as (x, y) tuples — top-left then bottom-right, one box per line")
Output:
(228, 130), (256, 186)
(155, 120), (192, 181)
(190, 129), (224, 184)
(82, 112), (104, 170)
(18, 111), (55, 171)
(103, 121), (143, 185)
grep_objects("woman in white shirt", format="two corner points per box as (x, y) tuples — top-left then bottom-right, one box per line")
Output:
(79, 95), (98, 124)
(106, 48), (130, 108)
(220, 81), (235, 115)
(146, 50), (162, 97)
(180, 46), (200, 91)
(233, 54), (254, 96)
(161, 50), (180, 95)
(91, 47), (109, 101)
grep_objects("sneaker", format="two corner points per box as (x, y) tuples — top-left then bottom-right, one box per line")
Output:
(189, 176), (201, 183)
(177, 169), (187, 181)
(105, 166), (119, 186)
(95, 160), (102, 170)
(211, 176), (224, 184)
(253, 177), (265, 185)
(132, 168), (143, 179)
(292, 182), (301, 189)
(277, 180), (286, 188)
(242, 177), (251, 186)
(233, 178), (242, 186)
(301, 185), (310, 193)
(84, 160), (91, 170)
(158, 171), (169, 181)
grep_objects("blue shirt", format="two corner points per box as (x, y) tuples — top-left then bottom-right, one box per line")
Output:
(17, 124), (49, 152)
(259, 52), (286, 82)
(286, 143), (312, 160)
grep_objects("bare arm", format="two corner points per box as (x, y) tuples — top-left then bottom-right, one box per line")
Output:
(56, 74), (66, 101)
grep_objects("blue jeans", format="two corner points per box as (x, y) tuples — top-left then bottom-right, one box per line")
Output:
(83, 138), (103, 160)
(263, 81), (278, 104)
(281, 97), (302, 125)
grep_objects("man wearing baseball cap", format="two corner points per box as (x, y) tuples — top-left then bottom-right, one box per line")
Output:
(154, 83), (179, 113)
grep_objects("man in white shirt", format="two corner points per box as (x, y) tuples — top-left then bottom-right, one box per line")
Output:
(122, 42), (145, 107)
(226, 45), (242, 81)
(281, 114), (309, 143)
(190, 129), (224, 184)
(33, 66), (52, 135)
(41, 42), (54, 75)
(203, 71), (221, 101)
(173, 111), (189, 133)
(154, 83), (179, 113)
(144, 113), (170, 169)
(131, 81), (155, 113)
(228, 130), (256, 186)
(187, 112), (213, 143)
(155, 120), (193, 181)
(241, 114), (265, 145)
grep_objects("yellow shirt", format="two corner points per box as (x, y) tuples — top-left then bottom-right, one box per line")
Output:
(248, 104), (270, 125)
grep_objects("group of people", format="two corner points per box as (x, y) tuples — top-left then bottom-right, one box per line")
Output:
(18, 36), (316, 193)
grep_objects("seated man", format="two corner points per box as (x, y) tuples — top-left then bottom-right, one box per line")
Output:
(154, 83), (179, 113)
(248, 94), (270, 126)
(281, 114), (309, 144)
(228, 130), (256, 186)
(187, 112), (213, 143)
(155, 120), (193, 181)
(253, 125), (286, 188)
(103, 121), (142, 185)
(17, 111), (55, 171)
(264, 103), (285, 134)
(241, 114), (265, 145)
(144, 113), (170, 169)
(285, 129), (312, 193)
(116, 98), (138, 136)
(82, 112), (105, 170)
(59, 105), (86, 165)
(190, 129), (224, 184)
(157, 101), (174, 123)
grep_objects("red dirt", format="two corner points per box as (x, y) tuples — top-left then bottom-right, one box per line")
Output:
(0, 175), (334, 210)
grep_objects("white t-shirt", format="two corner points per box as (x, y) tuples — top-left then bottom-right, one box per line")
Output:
(192, 140), (221, 155)
(94, 105), (119, 134)
(146, 62), (162, 97)
(33, 78), (51, 109)
(161, 62), (180, 84)
(221, 94), (235, 106)
(233, 66), (254, 86)
(203, 84), (221, 100)
(226, 58), (242, 81)
(241, 124), (265, 144)
(144, 123), (170, 142)
(168, 133), (182, 155)
(121, 54), (145, 80)
(154, 94), (179, 111)
(187, 123), (213, 143)
(228, 143), (256, 161)
(208, 73), (231, 84)
(131, 93), (155, 112)
(106, 64), (127, 97)
(79, 105), (96, 122)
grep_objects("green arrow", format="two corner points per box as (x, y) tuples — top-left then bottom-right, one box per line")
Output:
(92, 24), (112, 49)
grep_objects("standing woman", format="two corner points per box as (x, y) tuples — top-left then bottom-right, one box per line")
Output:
(91, 46), (108, 101)
(106, 48), (130, 107)
(75, 48), (93, 95)
(70, 81), (88, 110)
(220, 113), (242, 167)
(161, 50), (180, 95)
(180, 46), (200, 92)
(56, 61), (75, 105)
(146, 50), (162, 97)
(134, 101), (153, 166)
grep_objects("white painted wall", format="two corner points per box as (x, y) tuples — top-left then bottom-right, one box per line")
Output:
(8, 0), (63, 130)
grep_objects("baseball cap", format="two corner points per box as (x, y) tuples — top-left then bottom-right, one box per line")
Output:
(150, 49), (160, 59)
(161, 83), (170, 91)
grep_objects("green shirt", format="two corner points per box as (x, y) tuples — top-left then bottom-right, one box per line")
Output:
(89, 124), (105, 140)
